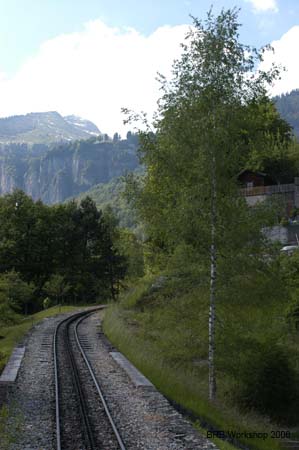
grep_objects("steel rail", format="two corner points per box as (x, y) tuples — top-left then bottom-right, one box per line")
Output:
(75, 312), (127, 450)
(54, 314), (62, 450)
(65, 314), (96, 450)
(54, 309), (101, 450)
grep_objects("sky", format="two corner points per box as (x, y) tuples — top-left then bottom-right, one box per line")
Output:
(0, 0), (298, 136)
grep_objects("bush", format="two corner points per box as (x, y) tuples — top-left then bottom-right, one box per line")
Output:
(236, 342), (298, 422)
(43, 297), (51, 310)
(280, 217), (289, 226)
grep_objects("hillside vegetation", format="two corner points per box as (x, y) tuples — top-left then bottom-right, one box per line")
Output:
(103, 9), (299, 450)
(104, 270), (299, 450)
(275, 90), (299, 139)
(71, 171), (145, 229)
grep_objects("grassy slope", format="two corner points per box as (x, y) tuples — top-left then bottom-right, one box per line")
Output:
(103, 276), (298, 450)
(0, 305), (85, 373)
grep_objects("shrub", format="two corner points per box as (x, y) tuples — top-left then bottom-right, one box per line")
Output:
(43, 297), (51, 310)
(236, 342), (298, 422)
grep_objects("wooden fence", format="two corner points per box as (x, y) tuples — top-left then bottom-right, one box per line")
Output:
(240, 183), (295, 197)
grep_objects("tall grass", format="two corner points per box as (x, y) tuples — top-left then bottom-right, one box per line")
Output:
(103, 276), (292, 450)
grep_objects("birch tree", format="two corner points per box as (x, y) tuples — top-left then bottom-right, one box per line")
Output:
(124, 8), (287, 401)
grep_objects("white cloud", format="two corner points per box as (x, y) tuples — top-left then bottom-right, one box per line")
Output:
(258, 26), (299, 96)
(246, 0), (278, 13)
(0, 20), (189, 136)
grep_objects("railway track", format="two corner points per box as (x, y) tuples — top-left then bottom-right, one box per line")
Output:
(54, 309), (126, 450)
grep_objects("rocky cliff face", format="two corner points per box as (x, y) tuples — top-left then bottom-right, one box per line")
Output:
(0, 138), (139, 204)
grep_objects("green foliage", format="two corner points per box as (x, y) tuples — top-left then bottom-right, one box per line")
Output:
(247, 133), (297, 185)
(248, 90), (299, 183)
(118, 6), (299, 429)
(235, 342), (298, 422)
(103, 283), (285, 450)
(0, 300), (19, 326)
(43, 274), (70, 305)
(280, 250), (299, 330)
(0, 191), (128, 317)
(87, 204), (129, 299)
(120, 277), (154, 309)
(124, 8), (287, 277)
(274, 89), (299, 139)
(72, 174), (140, 230)
(43, 297), (51, 309)
(280, 249), (299, 290)
(117, 229), (145, 280)
(0, 270), (34, 323)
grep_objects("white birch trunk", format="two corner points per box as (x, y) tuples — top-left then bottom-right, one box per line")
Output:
(209, 154), (217, 401)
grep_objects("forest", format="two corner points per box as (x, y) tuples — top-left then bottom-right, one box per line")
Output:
(0, 190), (127, 323)
(275, 89), (299, 139)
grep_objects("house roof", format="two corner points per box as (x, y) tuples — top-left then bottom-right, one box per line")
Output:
(237, 169), (267, 178)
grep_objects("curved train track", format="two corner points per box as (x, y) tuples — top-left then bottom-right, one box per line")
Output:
(54, 309), (126, 450)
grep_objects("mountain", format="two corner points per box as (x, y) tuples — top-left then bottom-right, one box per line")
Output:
(64, 115), (100, 136)
(0, 135), (139, 204)
(0, 92), (299, 210)
(274, 90), (299, 139)
(0, 111), (101, 144)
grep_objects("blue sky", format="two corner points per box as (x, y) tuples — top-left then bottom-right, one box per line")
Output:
(1, 0), (297, 74)
(0, 0), (298, 134)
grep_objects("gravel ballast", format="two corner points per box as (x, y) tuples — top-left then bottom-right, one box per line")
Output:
(77, 311), (217, 450)
(3, 315), (63, 450)
(1, 309), (218, 450)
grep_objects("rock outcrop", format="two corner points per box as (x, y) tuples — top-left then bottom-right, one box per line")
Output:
(0, 138), (139, 204)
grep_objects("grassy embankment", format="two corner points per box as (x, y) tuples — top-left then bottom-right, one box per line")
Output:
(103, 275), (299, 450)
(0, 305), (89, 374)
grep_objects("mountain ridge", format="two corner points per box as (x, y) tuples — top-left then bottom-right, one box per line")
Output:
(0, 111), (101, 144)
